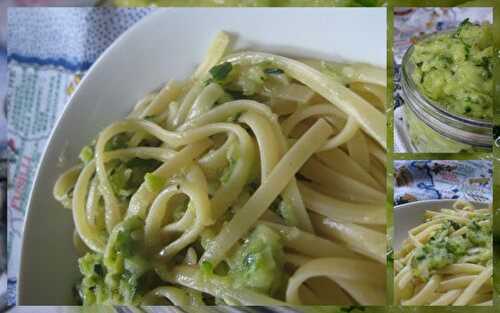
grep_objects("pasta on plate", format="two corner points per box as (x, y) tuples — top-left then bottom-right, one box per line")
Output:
(394, 200), (492, 306)
(53, 32), (387, 306)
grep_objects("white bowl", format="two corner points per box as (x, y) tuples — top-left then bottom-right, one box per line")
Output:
(17, 7), (387, 305)
(393, 199), (489, 251)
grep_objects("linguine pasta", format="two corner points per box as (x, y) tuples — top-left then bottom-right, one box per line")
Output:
(53, 32), (387, 306)
(394, 200), (492, 306)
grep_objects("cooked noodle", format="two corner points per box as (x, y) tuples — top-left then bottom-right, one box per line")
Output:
(54, 32), (387, 306)
(394, 200), (492, 306)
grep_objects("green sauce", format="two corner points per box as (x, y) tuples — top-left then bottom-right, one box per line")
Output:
(404, 104), (477, 153)
(78, 217), (151, 305)
(411, 211), (491, 281)
(227, 224), (286, 297)
(411, 20), (493, 120)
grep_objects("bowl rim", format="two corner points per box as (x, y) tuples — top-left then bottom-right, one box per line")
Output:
(16, 8), (168, 304)
(393, 198), (490, 250)
(16, 7), (388, 304)
(393, 198), (488, 211)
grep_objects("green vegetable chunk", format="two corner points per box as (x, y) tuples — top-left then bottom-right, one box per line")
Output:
(210, 62), (233, 82)
(228, 224), (286, 296)
(264, 67), (284, 74)
(144, 172), (166, 193)
(410, 20), (493, 120)
(79, 145), (94, 164)
(78, 253), (109, 304)
(78, 217), (155, 305)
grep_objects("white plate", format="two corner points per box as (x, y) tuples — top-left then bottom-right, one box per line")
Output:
(17, 8), (387, 305)
(393, 199), (489, 251)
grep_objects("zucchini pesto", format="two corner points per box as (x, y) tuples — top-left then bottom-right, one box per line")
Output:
(394, 201), (492, 306)
(411, 19), (493, 120)
(54, 32), (387, 306)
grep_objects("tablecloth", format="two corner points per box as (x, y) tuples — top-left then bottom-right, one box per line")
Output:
(392, 7), (493, 152)
(5, 7), (152, 306)
(1, 1), (16, 309)
(394, 160), (492, 205)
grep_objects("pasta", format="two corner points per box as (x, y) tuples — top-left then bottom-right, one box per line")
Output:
(53, 32), (387, 306)
(394, 200), (492, 306)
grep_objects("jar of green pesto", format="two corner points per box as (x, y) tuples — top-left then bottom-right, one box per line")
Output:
(401, 23), (493, 153)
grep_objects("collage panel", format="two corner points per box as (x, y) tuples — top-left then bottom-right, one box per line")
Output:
(389, 2), (500, 311)
(5, 6), (388, 308)
(393, 7), (493, 153)
(1, 1), (499, 312)
(393, 160), (493, 305)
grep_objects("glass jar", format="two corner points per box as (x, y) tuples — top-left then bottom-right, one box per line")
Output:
(401, 42), (492, 153)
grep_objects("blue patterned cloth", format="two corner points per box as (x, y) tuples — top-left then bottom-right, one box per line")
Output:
(8, 8), (151, 71)
(1, 2), (15, 310)
(6, 8), (152, 306)
(394, 160), (492, 205)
